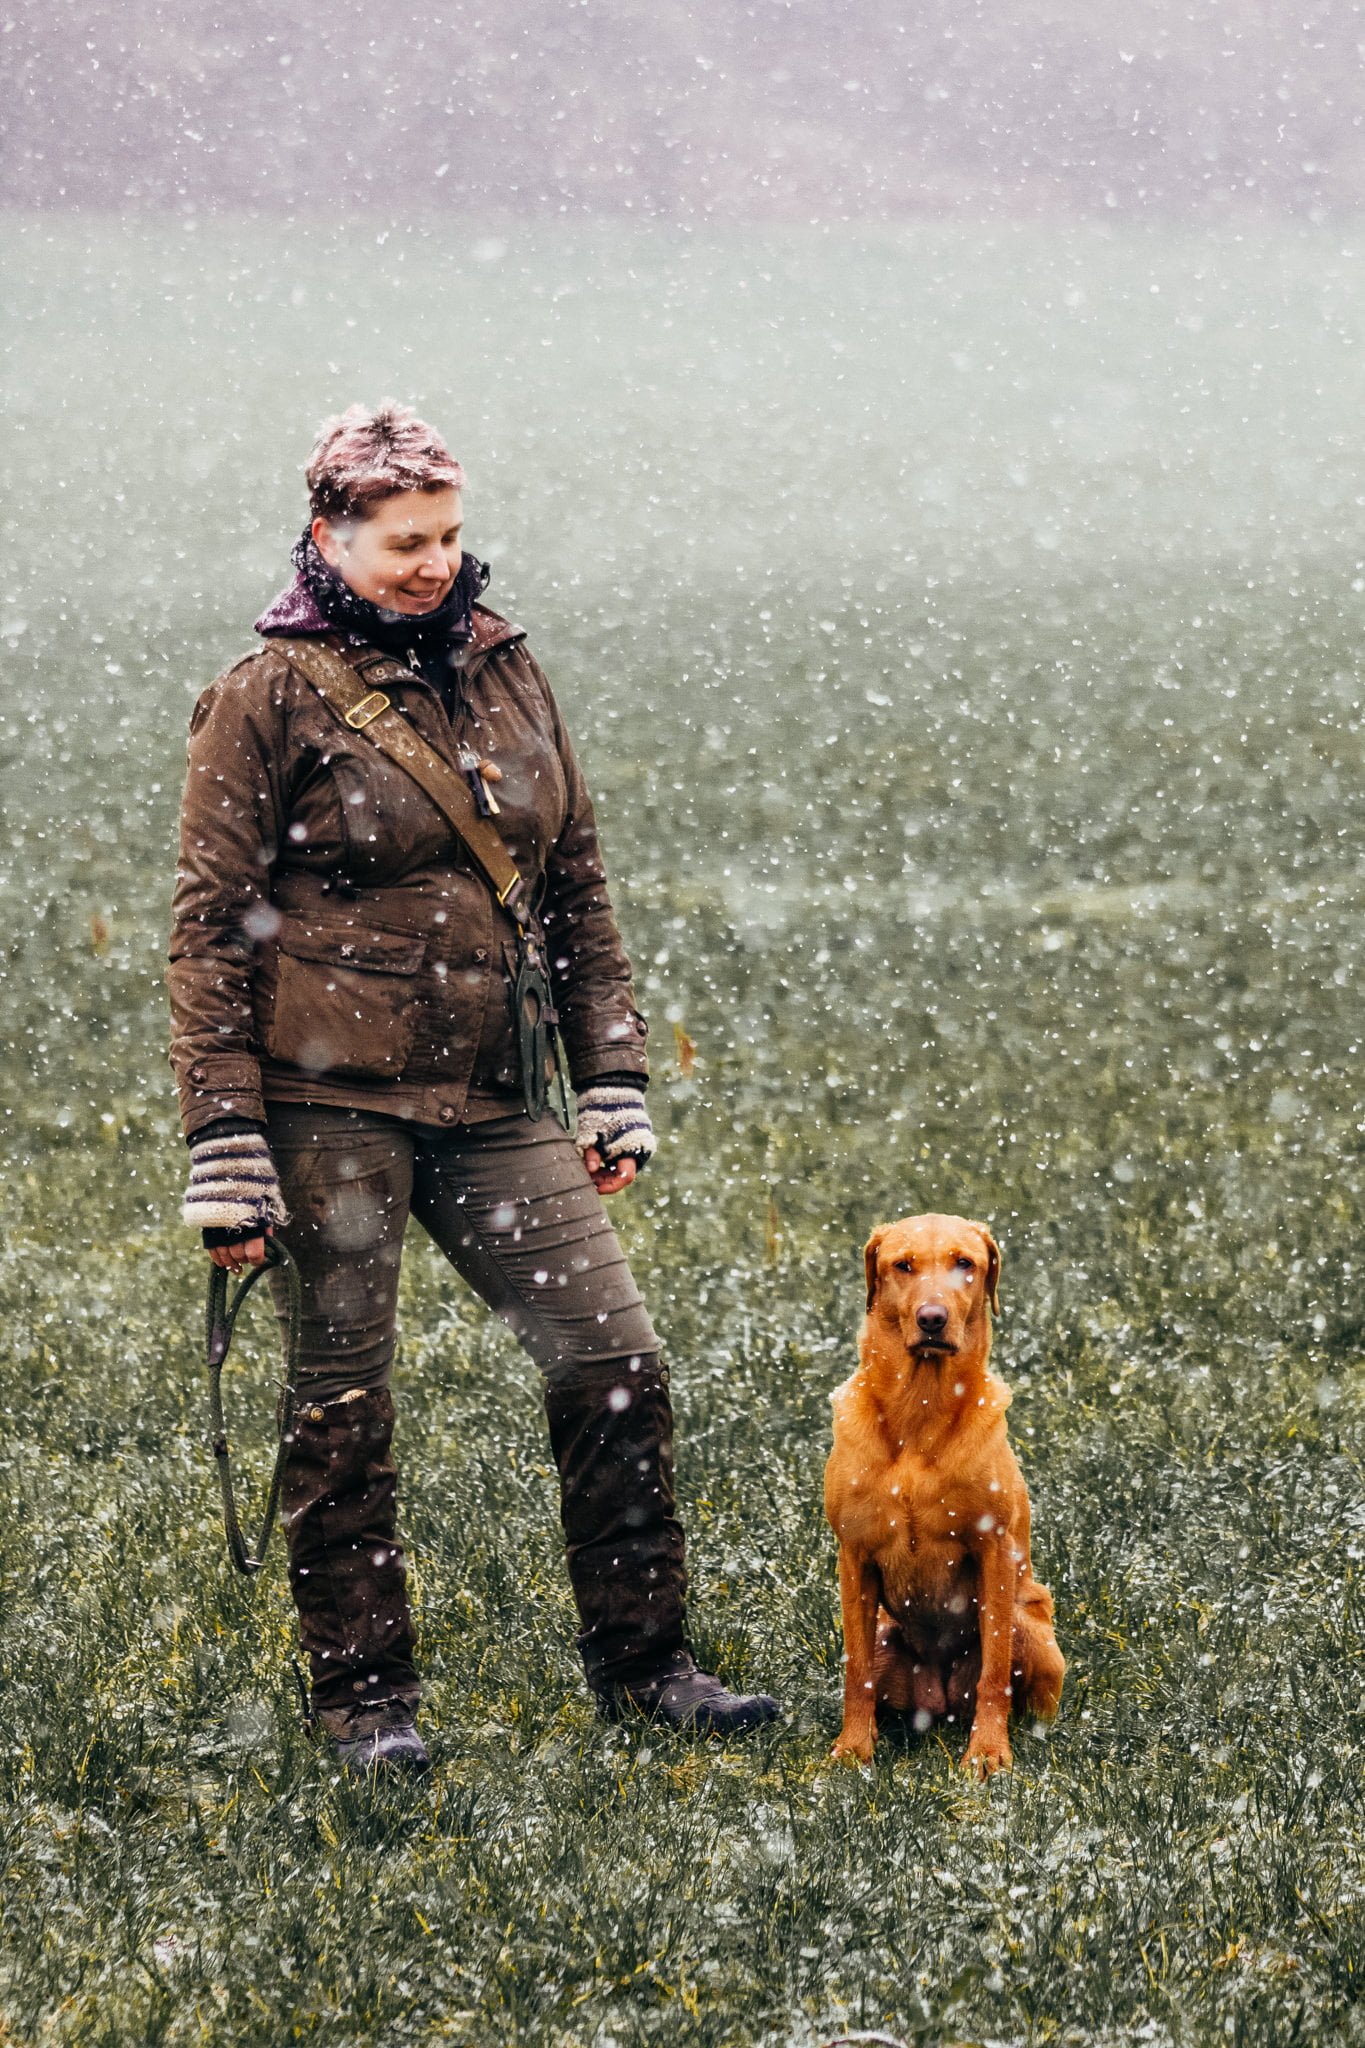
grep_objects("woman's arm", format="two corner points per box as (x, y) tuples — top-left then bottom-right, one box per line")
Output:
(167, 651), (290, 1138)
(529, 656), (651, 1091)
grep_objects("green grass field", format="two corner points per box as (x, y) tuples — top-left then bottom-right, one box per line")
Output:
(2, 212), (1365, 2045)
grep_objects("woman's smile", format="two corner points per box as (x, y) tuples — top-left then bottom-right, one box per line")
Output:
(390, 577), (452, 611)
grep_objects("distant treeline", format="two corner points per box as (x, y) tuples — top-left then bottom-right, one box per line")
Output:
(5, 0), (1362, 219)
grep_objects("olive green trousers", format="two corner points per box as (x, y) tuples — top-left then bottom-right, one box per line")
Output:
(266, 1104), (686, 1721)
(267, 1103), (659, 1398)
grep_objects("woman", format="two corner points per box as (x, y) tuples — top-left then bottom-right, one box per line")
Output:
(169, 401), (778, 1774)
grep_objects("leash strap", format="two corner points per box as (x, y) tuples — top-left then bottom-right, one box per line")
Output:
(205, 1240), (301, 1575)
(276, 637), (530, 926)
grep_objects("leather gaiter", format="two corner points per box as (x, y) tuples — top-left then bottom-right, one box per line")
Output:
(542, 1357), (690, 1690)
(280, 1386), (420, 1728)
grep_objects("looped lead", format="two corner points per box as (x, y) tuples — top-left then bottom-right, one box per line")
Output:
(204, 1240), (302, 1575)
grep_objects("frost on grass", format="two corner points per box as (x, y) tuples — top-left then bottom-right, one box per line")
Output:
(2, 215), (1365, 2047)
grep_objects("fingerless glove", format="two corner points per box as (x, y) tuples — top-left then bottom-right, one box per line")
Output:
(573, 1083), (657, 1169)
(182, 1126), (289, 1236)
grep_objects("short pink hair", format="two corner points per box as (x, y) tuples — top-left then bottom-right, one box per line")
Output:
(305, 400), (465, 521)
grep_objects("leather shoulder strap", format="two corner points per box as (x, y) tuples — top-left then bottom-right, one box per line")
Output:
(277, 637), (528, 921)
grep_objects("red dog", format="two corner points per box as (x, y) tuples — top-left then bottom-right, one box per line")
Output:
(825, 1214), (1065, 1774)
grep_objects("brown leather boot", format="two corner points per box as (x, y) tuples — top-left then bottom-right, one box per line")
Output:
(280, 1386), (422, 1745)
(544, 1359), (779, 1735)
(328, 1697), (430, 1778)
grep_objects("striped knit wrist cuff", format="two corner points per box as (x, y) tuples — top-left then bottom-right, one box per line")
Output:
(573, 1084), (658, 1167)
(182, 1130), (289, 1233)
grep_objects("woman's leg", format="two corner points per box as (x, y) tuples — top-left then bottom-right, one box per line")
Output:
(267, 1106), (422, 1747)
(410, 1112), (778, 1731)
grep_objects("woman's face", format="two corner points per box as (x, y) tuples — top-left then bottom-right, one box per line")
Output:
(313, 485), (464, 615)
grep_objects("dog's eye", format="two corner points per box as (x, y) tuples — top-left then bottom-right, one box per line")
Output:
(894, 1259), (914, 1274)
(955, 1255), (975, 1271)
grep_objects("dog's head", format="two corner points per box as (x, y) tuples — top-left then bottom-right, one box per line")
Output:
(863, 1213), (1001, 1360)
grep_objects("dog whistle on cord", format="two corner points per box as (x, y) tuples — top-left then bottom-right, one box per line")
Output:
(457, 743), (502, 817)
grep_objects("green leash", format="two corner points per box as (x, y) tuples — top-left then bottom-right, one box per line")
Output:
(205, 1240), (301, 1576)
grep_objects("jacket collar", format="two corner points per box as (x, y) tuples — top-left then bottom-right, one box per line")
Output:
(254, 573), (524, 661)
(253, 573), (330, 636)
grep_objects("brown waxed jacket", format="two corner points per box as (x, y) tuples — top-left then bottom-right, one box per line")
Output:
(168, 602), (649, 1138)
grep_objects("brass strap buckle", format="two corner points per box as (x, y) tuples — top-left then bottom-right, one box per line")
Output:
(344, 690), (390, 730)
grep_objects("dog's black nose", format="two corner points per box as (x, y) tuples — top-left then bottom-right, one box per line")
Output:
(916, 1302), (949, 1337)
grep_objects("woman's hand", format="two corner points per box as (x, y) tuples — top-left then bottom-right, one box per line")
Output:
(209, 1231), (272, 1276)
(183, 1125), (288, 1263)
(582, 1146), (638, 1197)
(573, 1084), (655, 1195)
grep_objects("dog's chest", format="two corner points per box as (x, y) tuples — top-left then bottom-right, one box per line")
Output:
(866, 1462), (978, 1610)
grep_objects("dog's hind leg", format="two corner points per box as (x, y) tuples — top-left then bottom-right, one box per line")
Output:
(1014, 1583), (1065, 1720)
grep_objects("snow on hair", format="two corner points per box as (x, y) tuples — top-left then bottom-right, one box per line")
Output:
(305, 401), (465, 521)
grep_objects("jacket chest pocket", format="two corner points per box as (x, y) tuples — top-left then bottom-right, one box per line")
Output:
(264, 921), (426, 1080)
(324, 745), (453, 880)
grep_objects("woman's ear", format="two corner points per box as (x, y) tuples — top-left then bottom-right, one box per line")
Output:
(969, 1224), (1003, 1316)
(864, 1225), (889, 1312)
(312, 515), (347, 569)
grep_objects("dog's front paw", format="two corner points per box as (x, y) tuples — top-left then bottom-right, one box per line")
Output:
(831, 1729), (875, 1765)
(962, 1732), (1012, 1779)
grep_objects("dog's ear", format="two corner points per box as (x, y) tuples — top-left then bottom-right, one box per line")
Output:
(970, 1223), (1003, 1315)
(864, 1225), (889, 1312)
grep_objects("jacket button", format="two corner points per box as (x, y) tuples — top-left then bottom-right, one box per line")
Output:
(190, 1064), (206, 1083)
(439, 1104), (457, 1124)
(309, 1406), (325, 1424)
(474, 947), (488, 963)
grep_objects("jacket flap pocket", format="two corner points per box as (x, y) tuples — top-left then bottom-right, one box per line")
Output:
(276, 920), (425, 975)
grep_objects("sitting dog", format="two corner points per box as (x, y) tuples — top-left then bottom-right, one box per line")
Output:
(825, 1214), (1064, 1775)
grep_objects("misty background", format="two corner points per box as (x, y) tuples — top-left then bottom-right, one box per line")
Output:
(4, 0), (1364, 223)
(7, 6), (1365, 2046)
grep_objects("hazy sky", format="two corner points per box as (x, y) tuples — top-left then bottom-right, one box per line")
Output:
(4, 0), (1363, 220)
